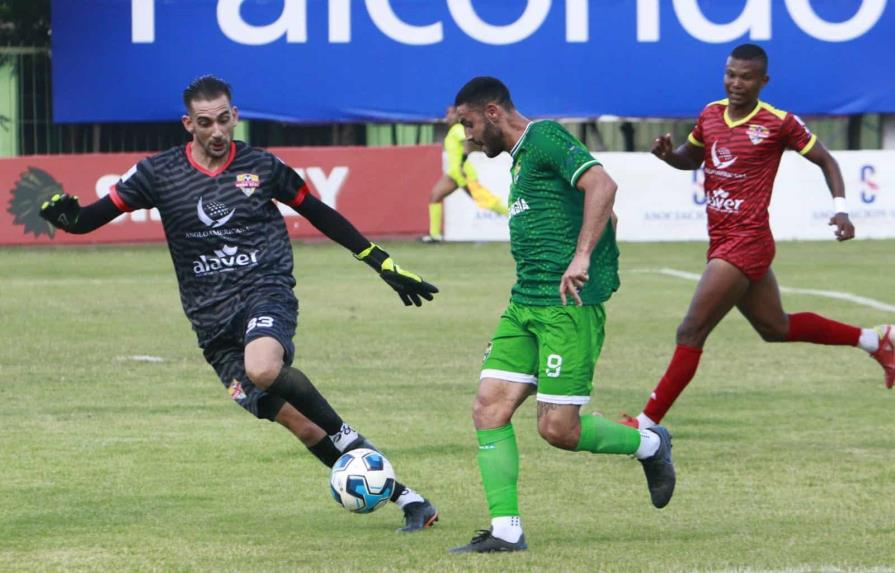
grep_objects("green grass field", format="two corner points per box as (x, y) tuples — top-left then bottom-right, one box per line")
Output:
(1, 240), (893, 573)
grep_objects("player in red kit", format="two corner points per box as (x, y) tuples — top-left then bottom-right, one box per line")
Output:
(623, 44), (894, 430)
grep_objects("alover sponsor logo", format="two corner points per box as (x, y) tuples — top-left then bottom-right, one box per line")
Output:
(705, 188), (744, 213)
(193, 244), (260, 275)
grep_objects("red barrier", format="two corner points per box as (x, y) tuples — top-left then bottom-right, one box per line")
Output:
(0, 145), (442, 245)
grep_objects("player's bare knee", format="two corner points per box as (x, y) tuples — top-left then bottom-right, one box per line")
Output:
(675, 320), (704, 346)
(245, 359), (283, 389)
(537, 419), (576, 450)
(472, 394), (512, 429)
(471, 395), (493, 427)
(755, 321), (788, 342)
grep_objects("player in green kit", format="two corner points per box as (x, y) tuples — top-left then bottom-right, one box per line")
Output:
(449, 77), (676, 554)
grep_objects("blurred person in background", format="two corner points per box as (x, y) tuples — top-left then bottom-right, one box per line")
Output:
(421, 105), (508, 243)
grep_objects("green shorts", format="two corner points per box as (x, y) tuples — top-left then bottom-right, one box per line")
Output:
(480, 301), (607, 405)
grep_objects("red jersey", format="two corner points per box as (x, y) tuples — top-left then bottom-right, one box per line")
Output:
(688, 99), (816, 241)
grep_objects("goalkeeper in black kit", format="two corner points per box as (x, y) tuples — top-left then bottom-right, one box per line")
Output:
(40, 75), (440, 531)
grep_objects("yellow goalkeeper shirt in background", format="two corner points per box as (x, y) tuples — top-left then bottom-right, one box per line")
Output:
(445, 123), (478, 187)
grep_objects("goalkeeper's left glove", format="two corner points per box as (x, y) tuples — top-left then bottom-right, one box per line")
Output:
(355, 243), (439, 307)
(40, 192), (81, 231)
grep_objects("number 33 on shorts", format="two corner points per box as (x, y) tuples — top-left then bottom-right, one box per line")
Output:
(246, 316), (274, 333)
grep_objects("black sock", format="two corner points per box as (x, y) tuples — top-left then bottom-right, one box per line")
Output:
(390, 481), (407, 502)
(268, 366), (344, 435)
(307, 437), (343, 467)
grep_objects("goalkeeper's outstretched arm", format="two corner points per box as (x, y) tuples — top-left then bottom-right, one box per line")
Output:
(40, 193), (122, 234)
(292, 193), (439, 306)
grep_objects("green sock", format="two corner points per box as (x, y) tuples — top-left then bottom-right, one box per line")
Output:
(575, 415), (640, 455)
(476, 424), (519, 518)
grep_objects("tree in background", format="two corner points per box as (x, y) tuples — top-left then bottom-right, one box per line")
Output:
(0, 0), (50, 46)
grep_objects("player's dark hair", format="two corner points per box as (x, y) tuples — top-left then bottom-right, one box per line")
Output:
(182, 75), (232, 110)
(730, 43), (768, 72)
(454, 77), (515, 111)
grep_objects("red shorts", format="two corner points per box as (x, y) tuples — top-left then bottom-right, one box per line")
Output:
(706, 232), (775, 282)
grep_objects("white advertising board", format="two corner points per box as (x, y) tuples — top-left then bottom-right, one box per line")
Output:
(444, 150), (895, 242)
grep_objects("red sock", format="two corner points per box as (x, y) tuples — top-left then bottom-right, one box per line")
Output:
(785, 312), (861, 346)
(643, 344), (703, 424)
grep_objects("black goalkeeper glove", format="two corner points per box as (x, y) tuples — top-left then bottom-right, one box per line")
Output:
(355, 243), (439, 307)
(40, 193), (81, 231)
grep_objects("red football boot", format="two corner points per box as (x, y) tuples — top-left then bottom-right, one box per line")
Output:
(870, 325), (895, 389)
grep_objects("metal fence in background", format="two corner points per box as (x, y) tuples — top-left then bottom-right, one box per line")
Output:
(2, 48), (188, 155)
(565, 114), (884, 153)
(0, 48), (884, 157)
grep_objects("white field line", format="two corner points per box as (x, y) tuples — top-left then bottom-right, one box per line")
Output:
(629, 267), (895, 313)
(698, 568), (895, 573)
(2, 277), (173, 287)
(6, 269), (893, 313)
(117, 355), (165, 363)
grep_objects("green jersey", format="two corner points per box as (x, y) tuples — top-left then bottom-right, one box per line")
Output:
(507, 120), (619, 306)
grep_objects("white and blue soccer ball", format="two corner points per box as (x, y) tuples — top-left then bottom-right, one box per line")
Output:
(329, 448), (396, 514)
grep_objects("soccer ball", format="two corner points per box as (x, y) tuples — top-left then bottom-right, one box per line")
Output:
(329, 448), (396, 514)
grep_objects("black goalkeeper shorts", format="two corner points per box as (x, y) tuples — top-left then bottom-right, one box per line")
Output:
(202, 288), (298, 421)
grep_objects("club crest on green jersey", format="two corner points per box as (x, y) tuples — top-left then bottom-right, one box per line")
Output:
(482, 342), (493, 363)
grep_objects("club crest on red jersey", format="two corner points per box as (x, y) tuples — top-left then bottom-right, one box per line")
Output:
(746, 124), (769, 145)
(235, 173), (261, 196)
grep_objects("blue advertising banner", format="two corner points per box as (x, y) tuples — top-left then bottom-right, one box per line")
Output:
(52, 0), (895, 123)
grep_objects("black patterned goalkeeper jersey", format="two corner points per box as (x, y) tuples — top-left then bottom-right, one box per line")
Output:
(110, 141), (308, 344)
